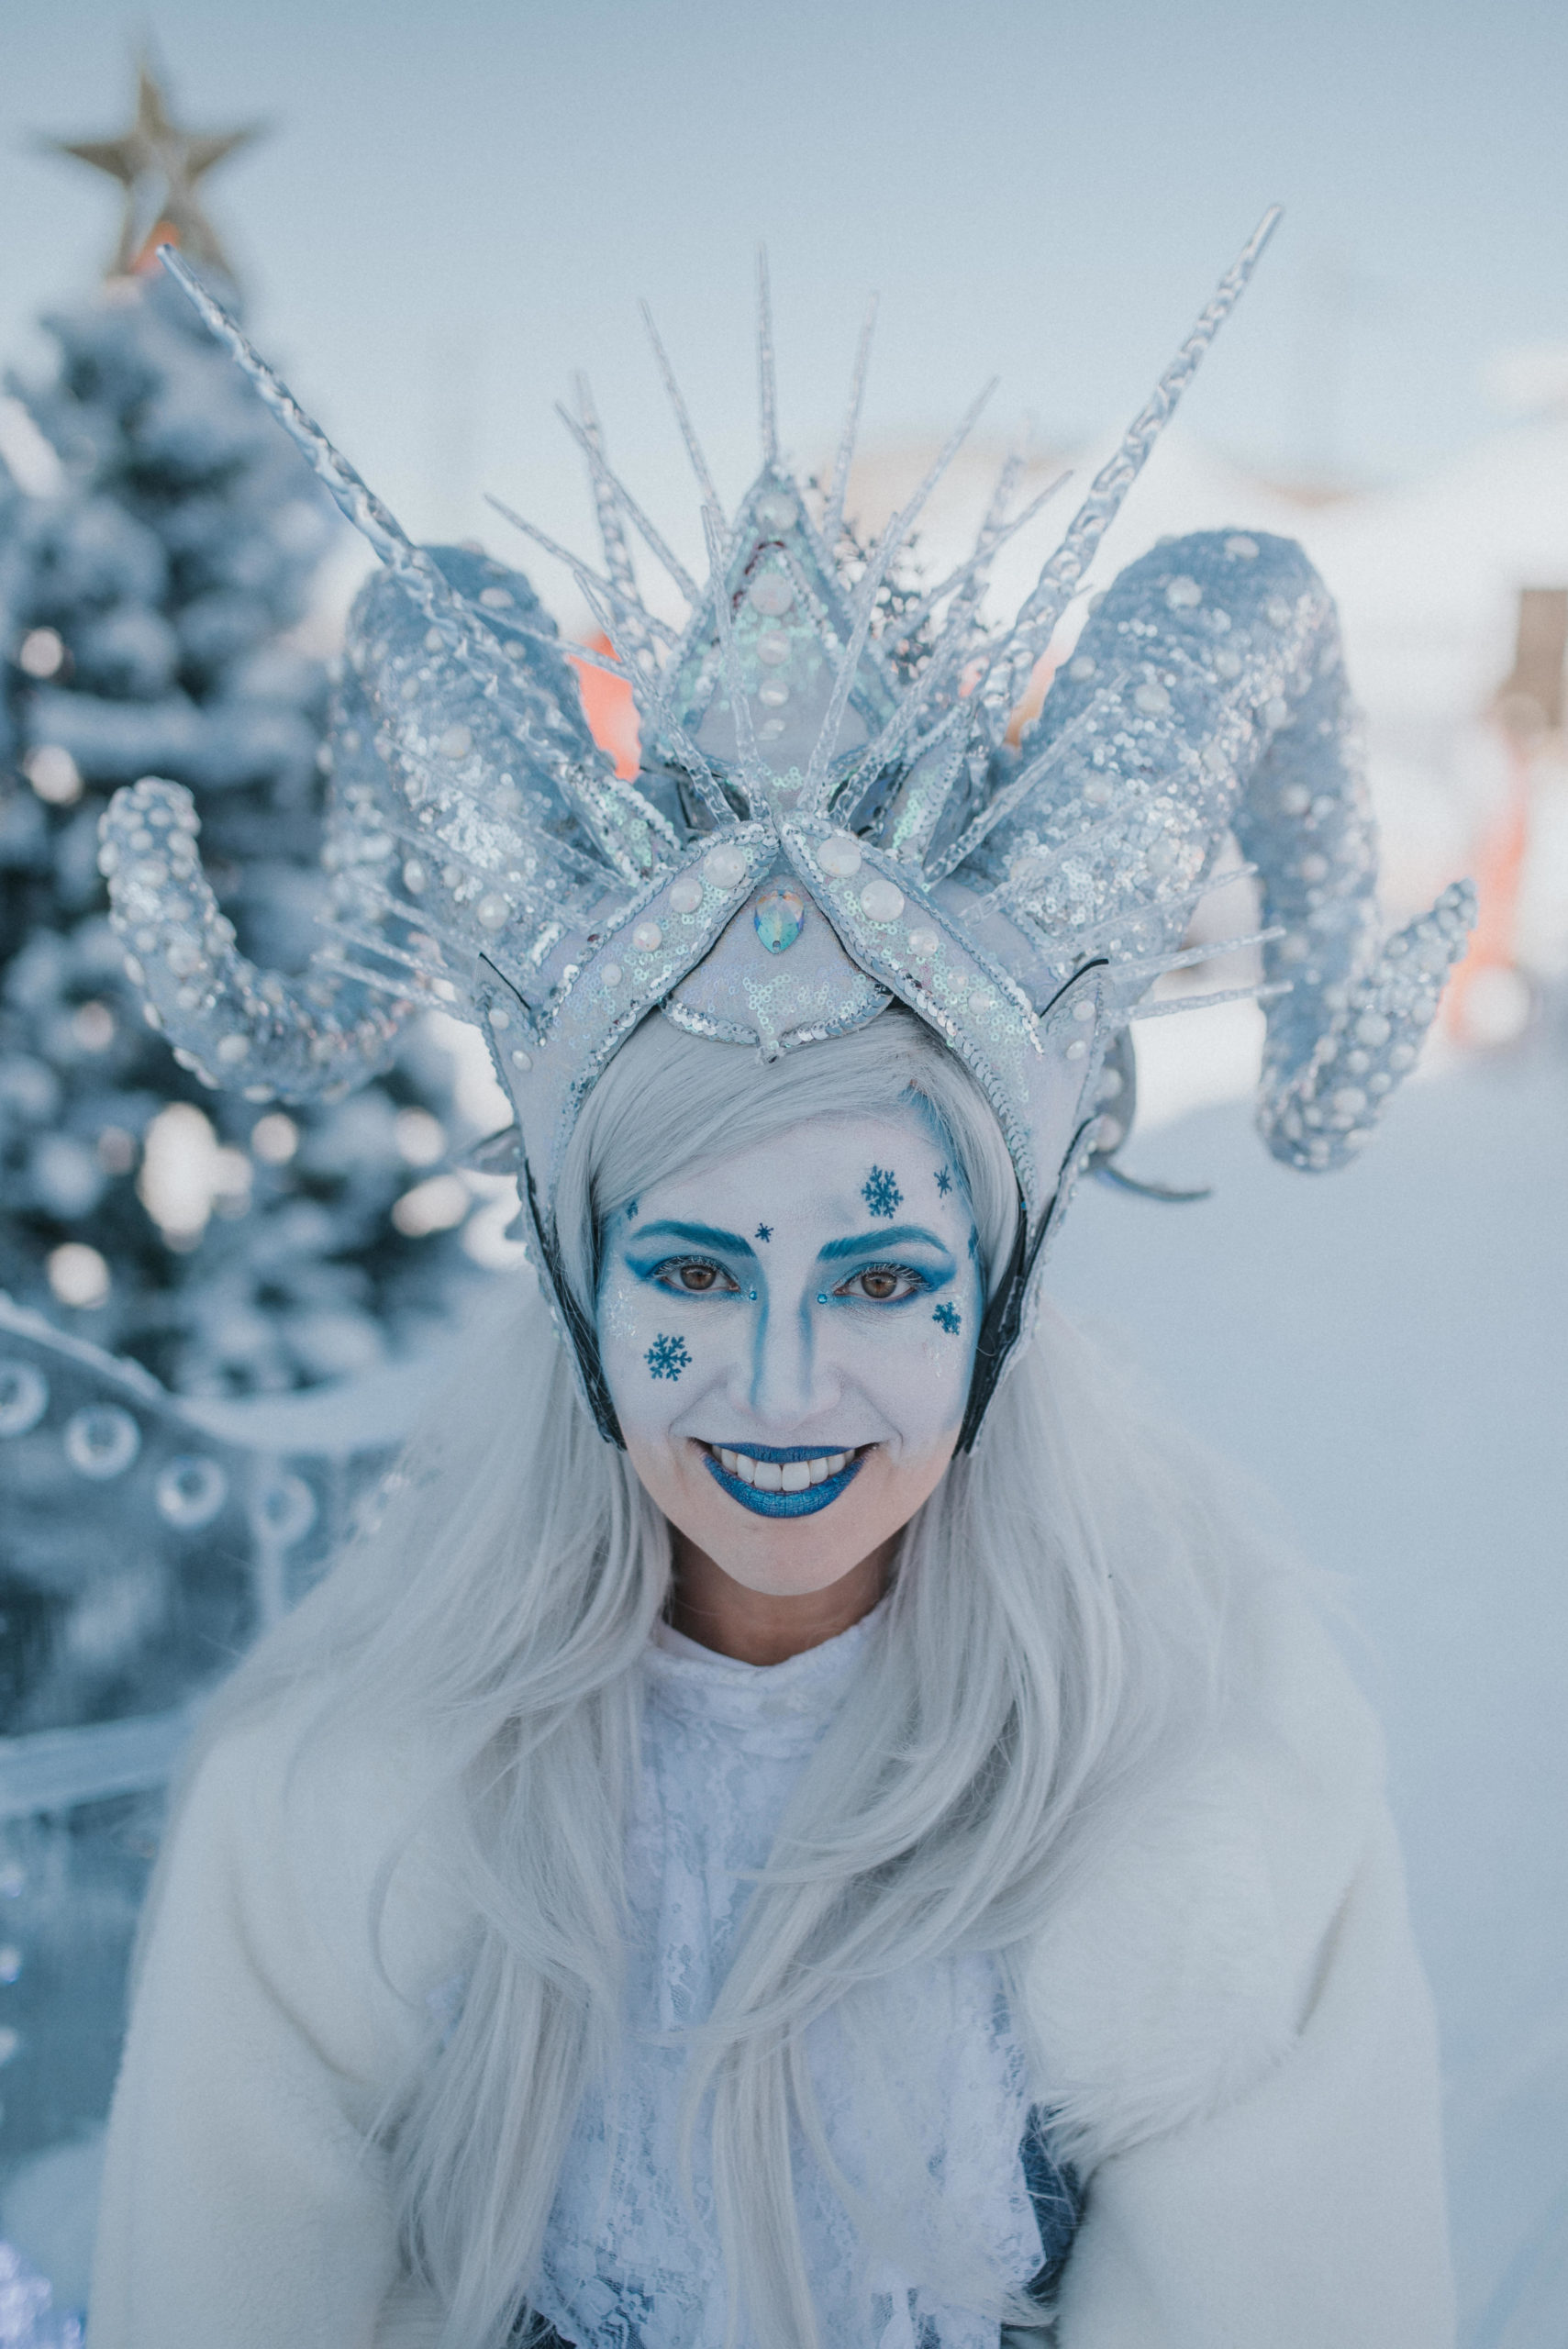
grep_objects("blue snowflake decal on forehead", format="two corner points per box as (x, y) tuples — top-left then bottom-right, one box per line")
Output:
(646, 1333), (691, 1381)
(755, 1223), (773, 1241)
(935, 1167), (953, 1197)
(862, 1166), (903, 1219)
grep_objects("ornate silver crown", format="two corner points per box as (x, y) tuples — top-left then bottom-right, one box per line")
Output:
(98, 227), (1473, 1443)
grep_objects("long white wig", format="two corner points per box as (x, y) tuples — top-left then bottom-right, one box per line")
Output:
(195, 1007), (1246, 2349)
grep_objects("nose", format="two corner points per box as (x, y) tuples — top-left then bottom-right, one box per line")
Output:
(740, 1287), (839, 1429)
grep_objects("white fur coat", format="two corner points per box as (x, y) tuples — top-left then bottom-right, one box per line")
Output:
(90, 1578), (1452, 2348)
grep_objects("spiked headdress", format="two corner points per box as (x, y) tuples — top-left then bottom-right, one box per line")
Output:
(99, 225), (1473, 1445)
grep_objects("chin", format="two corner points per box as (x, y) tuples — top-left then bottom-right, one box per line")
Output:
(629, 1433), (958, 1598)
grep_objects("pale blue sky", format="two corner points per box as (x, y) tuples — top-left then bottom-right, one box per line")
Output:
(2, 0), (1565, 561)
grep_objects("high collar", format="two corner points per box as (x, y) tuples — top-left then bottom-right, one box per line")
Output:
(643, 1597), (888, 1752)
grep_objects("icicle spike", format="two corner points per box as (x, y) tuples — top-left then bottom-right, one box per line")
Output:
(981, 205), (1283, 716)
(557, 395), (700, 607)
(756, 246), (779, 470)
(639, 299), (720, 508)
(572, 373), (640, 607)
(702, 502), (767, 811)
(823, 293), (878, 549)
(803, 375), (997, 808)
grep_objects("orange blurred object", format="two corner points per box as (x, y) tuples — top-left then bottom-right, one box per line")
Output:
(1004, 650), (1060, 746)
(131, 222), (183, 275)
(570, 635), (641, 780)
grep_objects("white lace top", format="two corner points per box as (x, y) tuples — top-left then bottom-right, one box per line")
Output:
(530, 1605), (1073, 2348)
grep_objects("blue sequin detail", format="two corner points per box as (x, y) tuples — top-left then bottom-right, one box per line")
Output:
(646, 1334), (690, 1381)
(932, 1302), (962, 1335)
(862, 1166), (903, 1219)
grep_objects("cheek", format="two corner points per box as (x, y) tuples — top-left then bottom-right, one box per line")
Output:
(596, 1275), (724, 1433)
(847, 1287), (981, 1445)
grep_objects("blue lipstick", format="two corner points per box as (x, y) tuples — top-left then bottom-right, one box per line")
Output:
(700, 1442), (867, 1519)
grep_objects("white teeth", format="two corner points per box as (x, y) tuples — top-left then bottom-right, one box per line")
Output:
(712, 1444), (861, 1492)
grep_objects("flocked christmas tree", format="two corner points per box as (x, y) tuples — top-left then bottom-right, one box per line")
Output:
(0, 61), (488, 1394)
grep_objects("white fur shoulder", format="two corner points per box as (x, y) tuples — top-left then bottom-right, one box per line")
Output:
(1014, 1573), (1385, 2165)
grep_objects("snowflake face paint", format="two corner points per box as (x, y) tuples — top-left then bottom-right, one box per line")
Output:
(596, 1111), (984, 1600)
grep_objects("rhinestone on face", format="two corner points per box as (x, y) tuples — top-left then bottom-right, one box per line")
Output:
(704, 842), (750, 889)
(755, 629), (792, 667)
(668, 875), (703, 915)
(818, 834), (862, 878)
(631, 920), (662, 952)
(749, 573), (794, 617)
(860, 876), (905, 924)
(753, 885), (806, 954)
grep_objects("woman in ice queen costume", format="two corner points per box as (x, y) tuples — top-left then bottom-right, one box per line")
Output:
(90, 216), (1467, 2349)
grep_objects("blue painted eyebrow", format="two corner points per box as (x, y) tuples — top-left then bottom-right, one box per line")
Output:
(817, 1224), (953, 1264)
(622, 1219), (757, 1258)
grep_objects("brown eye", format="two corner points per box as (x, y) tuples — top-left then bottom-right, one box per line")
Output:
(679, 1264), (719, 1292)
(859, 1270), (899, 1301)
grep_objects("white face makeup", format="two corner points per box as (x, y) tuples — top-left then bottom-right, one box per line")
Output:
(596, 1110), (984, 1601)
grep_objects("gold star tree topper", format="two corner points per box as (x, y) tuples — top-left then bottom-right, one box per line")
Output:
(44, 59), (264, 284)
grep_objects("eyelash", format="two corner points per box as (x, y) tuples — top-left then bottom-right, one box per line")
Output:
(643, 1257), (930, 1305)
(649, 1255), (739, 1296)
(832, 1262), (929, 1305)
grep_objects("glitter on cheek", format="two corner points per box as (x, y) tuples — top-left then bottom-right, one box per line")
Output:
(598, 1275), (639, 1342)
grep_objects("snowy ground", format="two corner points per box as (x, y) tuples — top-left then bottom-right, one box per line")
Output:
(1047, 1037), (1568, 2347)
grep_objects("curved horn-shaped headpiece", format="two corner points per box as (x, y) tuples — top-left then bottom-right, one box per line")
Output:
(99, 225), (1472, 1442)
